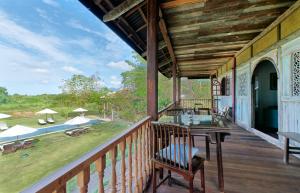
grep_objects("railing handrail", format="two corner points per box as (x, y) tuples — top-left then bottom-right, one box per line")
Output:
(158, 102), (175, 115)
(22, 116), (151, 193)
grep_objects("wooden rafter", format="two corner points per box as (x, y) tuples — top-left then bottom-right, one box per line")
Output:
(103, 0), (144, 22)
(158, 9), (177, 72)
(160, 0), (207, 9)
(101, 0), (146, 49)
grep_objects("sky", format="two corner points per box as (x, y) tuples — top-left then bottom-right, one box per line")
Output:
(0, 0), (135, 95)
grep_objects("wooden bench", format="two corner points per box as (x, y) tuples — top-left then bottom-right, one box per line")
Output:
(278, 132), (300, 164)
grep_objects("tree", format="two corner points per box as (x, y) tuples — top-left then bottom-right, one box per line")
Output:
(0, 87), (8, 104)
(60, 74), (104, 105)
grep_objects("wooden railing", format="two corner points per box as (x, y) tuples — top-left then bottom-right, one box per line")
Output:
(22, 104), (173, 193)
(179, 99), (212, 109)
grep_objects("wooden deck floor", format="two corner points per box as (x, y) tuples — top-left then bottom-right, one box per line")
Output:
(147, 123), (300, 193)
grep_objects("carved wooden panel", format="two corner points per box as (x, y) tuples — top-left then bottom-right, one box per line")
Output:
(292, 51), (300, 96)
(238, 73), (248, 96)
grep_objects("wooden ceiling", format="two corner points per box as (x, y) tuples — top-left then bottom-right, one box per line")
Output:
(80, 0), (295, 78)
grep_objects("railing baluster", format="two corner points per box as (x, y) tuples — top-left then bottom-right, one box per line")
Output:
(142, 125), (147, 183)
(127, 135), (133, 193)
(95, 155), (106, 193)
(110, 146), (118, 193)
(120, 140), (126, 193)
(138, 128), (143, 192)
(145, 124), (149, 177)
(133, 131), (139, 193)
(53, 184), (66, 193)
(77, 167), (90, 193)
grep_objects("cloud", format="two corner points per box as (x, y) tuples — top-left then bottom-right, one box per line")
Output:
(67, 38), (96, 50)
(35, 8), (57, 24)
(109, 76), (122, 88)
(0, 10), (72, 62)
(42, 0), (59, 7)
(33, 68), (49, 73)
(62, 66), (83, 74)
(106, 61), (133, 71)
(41, 80), (49, 84)
(67, 19), (104, 37)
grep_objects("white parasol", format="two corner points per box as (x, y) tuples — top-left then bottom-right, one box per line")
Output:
(0, 125), (37, 138)
(64, 116), (90, 125)
(0, 113), (11, 119)
(73, 108), (88, 113)
(36, 108), (58, 115)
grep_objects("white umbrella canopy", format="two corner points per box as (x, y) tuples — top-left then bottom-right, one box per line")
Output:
(65, 116), (90, 125)
(0, 113), (11, 119)
(0, 125), (37, 138)
(73, 108), (88, 113)
(36, 108), (58, 115)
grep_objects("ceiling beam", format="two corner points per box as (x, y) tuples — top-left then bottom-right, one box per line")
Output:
(158, 9), (177, 69)
(160, 0), (207, 9)
(103, 0), (144, 22)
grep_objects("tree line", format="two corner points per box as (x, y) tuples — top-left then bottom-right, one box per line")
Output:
(0, 52), (210, 121)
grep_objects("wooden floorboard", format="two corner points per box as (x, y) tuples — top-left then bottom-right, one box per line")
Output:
(147, 122), (300, 193)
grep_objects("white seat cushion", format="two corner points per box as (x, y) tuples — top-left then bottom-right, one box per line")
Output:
(157, 144), (201, 167)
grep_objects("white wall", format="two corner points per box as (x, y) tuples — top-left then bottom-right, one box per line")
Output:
(229, 35), (300, 149)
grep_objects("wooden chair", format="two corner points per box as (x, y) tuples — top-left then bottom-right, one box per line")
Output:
(213, 106), (230, 120)
(151, 122), (205, 193)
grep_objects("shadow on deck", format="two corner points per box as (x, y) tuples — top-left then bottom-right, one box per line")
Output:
(147, 122), (300, 193)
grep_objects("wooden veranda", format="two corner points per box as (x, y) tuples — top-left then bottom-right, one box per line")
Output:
(21, 0), (300, 193)
(146, 121), (300, 193)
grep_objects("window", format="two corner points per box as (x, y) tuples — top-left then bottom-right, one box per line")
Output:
(292, 51), (300, 96)
(220, 77), (231, 96)
(221, 78), (226, 95)
(226, 77), (231, 96)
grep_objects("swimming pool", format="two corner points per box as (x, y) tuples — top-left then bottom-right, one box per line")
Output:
(0, 119), (101, 143)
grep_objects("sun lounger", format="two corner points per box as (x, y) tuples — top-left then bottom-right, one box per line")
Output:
(38, 119), (47, 125)
(65, 127), (89, 136)
(0, 142), (17, 155)
(0, 122), (8, 130)
(22, 138), (34, 149)
(47, 118), (55, 124)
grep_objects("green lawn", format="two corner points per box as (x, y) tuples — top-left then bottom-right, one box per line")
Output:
(0, 120), (130, 193)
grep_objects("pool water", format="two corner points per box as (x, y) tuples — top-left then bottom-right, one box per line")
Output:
(0, 119), (101, 143)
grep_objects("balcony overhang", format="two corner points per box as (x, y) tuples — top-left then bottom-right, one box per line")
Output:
(80, 0), (296, 78)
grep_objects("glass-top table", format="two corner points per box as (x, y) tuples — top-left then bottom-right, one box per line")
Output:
(158, 110), (230, 192)
(159, 112), (229, 134)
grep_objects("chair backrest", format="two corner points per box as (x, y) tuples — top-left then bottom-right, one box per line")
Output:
(151, 122), (193, 173)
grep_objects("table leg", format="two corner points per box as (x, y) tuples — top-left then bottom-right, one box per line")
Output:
(283, 137), (289, 164)
(216, 132), (224, 192)
(205, 136), (210, 161)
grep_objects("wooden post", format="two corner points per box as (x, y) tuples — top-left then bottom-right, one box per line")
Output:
(172, 63), (177, 103)
(210, 76), (214, 110)
(232, 57), (236, 123)
(147, 0), (158, 121)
